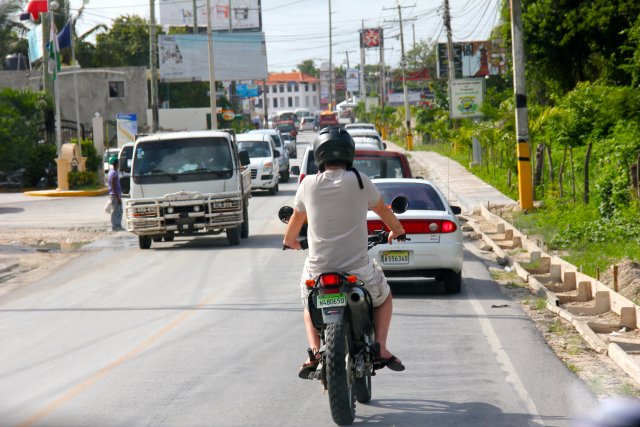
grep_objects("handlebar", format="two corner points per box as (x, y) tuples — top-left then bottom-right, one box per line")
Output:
(283, 231), (409, 251)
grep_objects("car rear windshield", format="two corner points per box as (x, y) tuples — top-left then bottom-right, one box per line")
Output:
(353, 157), (407, 178)
(374, 182), (445, 211)
(238, 141), (271, 158)
(133, 137), (233, 183)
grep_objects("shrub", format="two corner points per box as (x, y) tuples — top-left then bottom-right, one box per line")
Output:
(68, 170), (98, 189)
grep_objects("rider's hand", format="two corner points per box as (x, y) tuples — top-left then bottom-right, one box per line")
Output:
(388, 228), (406, 245)
(283, 238), (302, 250)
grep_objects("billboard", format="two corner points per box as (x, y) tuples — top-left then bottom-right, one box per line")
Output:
(116, 113), (137, 147)
(158, 32), (268, 82)
(437, 41), (506, 79)
(449, 79), (485, 119)
(345, 68), (359, 92)
(360, 28), (383, 48)
(159, 0), (261, 30)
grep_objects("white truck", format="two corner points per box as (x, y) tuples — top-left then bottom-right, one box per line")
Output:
(124, 130), (252, 249)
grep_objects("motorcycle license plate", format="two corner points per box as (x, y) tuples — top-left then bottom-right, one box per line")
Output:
(381, 250), (409, 264)
(317, 293), (346, 309)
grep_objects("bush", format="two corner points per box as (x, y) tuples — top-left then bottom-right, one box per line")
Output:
(68, 170), (98, 189)
(25, 143), (57, 187)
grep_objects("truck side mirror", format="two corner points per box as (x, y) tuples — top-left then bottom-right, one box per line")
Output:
(239, 150), (251, 166)
(274, 150), (281, 158)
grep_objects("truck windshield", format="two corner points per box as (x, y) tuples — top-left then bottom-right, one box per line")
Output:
(133, 137), (233, 183)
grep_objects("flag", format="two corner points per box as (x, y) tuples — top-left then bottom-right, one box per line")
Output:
(26, 0), (48, 21)
(48, 23), (61, 79)
(57, 22), (71, 50)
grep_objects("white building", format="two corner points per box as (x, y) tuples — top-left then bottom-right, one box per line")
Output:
(263, 72), (320, 117)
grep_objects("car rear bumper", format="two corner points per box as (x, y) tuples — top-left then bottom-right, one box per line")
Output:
(369, 239), (463, 273)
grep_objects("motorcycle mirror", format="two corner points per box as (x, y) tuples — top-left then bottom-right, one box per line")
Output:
(390, 196), (409, 214)
(278, 206), (294, 224)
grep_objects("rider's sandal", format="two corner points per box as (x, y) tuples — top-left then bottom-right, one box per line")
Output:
(374, 355), (405, 372)
(298, 352), (321, 379)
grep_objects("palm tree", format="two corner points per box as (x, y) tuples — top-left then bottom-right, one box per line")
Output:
(0, 0), (30, 69)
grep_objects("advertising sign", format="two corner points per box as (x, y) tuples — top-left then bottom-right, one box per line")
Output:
(159, 0), (261, 30)
(437, 41), (506, 78)
(345, 67), (359, 92)
(360, 28), (383, 48)
(236, 83), (259, 98)
(116, 113), (137, 147)
(450, 79), (484, 119)
(158, 32), (268, 81)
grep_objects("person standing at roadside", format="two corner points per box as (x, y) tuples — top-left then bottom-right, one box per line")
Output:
(107, 156), (124, 231)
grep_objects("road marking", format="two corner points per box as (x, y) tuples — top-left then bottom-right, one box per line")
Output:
(16, 295), (218, 427)
(466, 283), (542, 421)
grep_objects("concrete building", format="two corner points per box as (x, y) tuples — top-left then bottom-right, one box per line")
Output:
(0, 67), (148, 141)
(262, 72), (320, 118)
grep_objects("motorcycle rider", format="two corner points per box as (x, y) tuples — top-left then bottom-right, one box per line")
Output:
(283, 126), (406, 378)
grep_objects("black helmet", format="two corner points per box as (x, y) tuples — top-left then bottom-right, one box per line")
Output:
(313, 126), (355, 172)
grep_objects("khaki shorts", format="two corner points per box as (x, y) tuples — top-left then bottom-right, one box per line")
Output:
(299, 257), (391, 308)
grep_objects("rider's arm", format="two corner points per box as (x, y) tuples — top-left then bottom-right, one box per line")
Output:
(283, 208), (307, 250)
(370, 197), (405, 244)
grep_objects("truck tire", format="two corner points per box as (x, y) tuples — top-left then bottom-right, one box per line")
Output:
(241, 204), (249, 239)
(139, 236), (152, 250)
(226, 226), (241, 246)
(163, 233), (175, 242)
(152, 236), (162, 242)
(280, 171), (290, 183)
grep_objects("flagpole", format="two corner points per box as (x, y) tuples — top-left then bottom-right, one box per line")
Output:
(49, 1), (62, 155)
(71, 18), (82, 156)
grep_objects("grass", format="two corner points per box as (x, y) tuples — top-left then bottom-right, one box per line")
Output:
(547, 320), (565, 334)
(532, 297), (547, 311)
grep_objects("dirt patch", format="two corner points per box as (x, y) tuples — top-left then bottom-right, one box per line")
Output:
(599, 259), (640, 305)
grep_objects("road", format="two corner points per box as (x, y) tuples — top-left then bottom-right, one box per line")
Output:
(0, 132), (596, 426)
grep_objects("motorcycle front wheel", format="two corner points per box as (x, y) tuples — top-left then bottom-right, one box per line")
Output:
(326, 321), (356, 426)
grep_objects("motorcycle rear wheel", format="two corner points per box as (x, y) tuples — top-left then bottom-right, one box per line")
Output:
(353, 375), (372, 403)
(326, 321), (356, 426)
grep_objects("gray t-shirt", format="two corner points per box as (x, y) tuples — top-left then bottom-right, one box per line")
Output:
(294, 169), (381, 273)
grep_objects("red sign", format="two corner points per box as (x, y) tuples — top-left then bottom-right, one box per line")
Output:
(360, 28), (383, 48)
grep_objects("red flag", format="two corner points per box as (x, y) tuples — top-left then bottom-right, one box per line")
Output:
(26, 0), (48, 21)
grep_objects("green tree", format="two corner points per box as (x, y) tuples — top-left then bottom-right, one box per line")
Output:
(93, 15), (158, 67)
(297, 59), (319, 78)
(0, 0), (29, 68)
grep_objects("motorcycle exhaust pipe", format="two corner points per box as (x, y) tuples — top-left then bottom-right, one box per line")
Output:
(347, 287), (373, 335)
(348, 287), (366, 305)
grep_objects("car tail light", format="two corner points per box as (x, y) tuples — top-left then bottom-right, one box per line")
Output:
(367, 219), (457, 234)
(299, 174), (306, 183)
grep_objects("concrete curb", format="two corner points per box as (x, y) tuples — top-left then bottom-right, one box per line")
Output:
(470, 207), (640, 383)
(24, 188), (109, 197)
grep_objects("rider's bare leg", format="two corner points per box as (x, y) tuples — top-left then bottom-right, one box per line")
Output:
(304, 309), (321, 360)
(374, 294), (398, 360)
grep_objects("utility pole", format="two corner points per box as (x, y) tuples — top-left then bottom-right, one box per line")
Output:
(193, 0), (197, 33)
(341, 49), (355, 102)
(360, 20), (366, 106)
(509, 0), (533, 209)
(206, 0), (218, 129)
(149, 0), (159, 132)
(328, 0), (333, 110)
(444, 0), (456, 117)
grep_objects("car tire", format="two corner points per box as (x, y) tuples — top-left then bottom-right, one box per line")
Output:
(226, 226), (241, 246)
(139, 236), (152, 250)
(443, 270), (462, 294)
(280, 172), (289, 183)
(268, 184), (277, 195)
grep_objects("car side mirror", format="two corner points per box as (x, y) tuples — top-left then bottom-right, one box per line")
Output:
(382, 142), (387, 150)
(390, 196), (409, 214)
(450, 205), (462, 215)
(274, 150), (281, 158)
(291, 165), (300, 175)
(239, 150), (251, 166)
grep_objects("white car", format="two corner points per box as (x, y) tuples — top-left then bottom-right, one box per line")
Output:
(247, 129), (290, 182)
(103, 148), (120, 174)
(300, 117), (317, 132)
(346, 129), (386, 150)
(353, 136), (384, 151)
(345, 123), (376, 131)
(236, 134), (280, 195)
(367, 178), (464, 293)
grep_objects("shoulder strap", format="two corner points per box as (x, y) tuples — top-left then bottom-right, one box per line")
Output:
(347, 167), (364, 190)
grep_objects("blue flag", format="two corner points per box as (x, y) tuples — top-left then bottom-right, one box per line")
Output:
(57, 22), (71, 49)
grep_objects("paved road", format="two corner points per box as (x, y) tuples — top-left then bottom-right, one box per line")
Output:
(0, 132), (596, 426)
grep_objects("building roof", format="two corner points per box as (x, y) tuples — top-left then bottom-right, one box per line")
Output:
(264, 71), (319, 84)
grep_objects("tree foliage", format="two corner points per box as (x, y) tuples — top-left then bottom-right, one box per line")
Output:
(92, 15), (156, 67)
(297, 59), (319, 78)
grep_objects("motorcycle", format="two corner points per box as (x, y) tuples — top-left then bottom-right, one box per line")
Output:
(0, 168), (25, 191)
(278, 196), (408, 426)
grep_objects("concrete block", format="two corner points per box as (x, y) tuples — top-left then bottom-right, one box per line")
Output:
(550, 264), (562, 282)
(530, 251), (541, 263)
(565, 291), (611, 316)
(504, 229), (513, 240)
(621, 307), (637, 329)
(497, 223), (505, 234)
(512, 236), (522, 248)
(563, 272), (576, 288)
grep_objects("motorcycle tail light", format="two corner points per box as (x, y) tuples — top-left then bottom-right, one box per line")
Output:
(305, 279), (315, 288)
(346, 275), (358, 283)
(320, 274), (341, 287)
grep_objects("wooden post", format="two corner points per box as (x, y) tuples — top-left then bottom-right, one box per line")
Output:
(613, 265), (619, 293)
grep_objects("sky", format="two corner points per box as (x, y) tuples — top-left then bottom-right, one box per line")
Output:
(67, 0), (502, 73)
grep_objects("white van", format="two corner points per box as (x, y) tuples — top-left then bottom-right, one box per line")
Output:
(236, 134), (280, 195)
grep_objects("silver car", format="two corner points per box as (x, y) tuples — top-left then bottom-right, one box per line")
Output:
(247, 129), (291, 182)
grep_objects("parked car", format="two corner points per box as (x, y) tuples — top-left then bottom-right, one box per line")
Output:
(279, 132), (297, 159)
(293, 146), (412, 183)
(345, 123), (377, 131)
(346, 129), (385, 150)
(353, 136), (384, 151)
(300, 117), (317, 132)
(247, 129), (290, 182)
(236, 134), (280, 195)
(367, 178), (464, 293)
(118, 142), (134, 195)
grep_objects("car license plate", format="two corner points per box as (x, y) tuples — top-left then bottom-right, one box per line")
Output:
(317, 293), (346, 309)
(381, 251), (409, 264)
